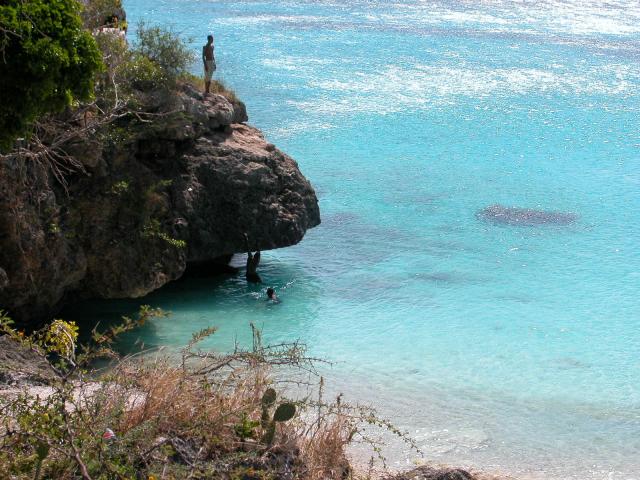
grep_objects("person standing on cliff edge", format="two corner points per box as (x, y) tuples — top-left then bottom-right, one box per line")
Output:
(202, 35), (216, 95)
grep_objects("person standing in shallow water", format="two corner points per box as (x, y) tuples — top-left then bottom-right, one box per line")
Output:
(202, 35), (216, 95)
(244, 234), (261, 283)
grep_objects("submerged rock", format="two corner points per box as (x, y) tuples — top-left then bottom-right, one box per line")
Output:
(477, 204), (577, 226)
(387, 466), (476, 480)
(0, 84), (320, 325)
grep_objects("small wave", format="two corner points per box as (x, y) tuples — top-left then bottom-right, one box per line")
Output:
(269, 120), (336, 137)
(288, 63), (639, 116)
(405, 0), (640, 37)
(216, 13), (333, 27)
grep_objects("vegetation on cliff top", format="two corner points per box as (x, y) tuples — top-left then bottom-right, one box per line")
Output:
(0, 0), (234, 158)
(0, 0), (103, 151)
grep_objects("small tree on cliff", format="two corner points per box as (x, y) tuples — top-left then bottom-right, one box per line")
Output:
(0, 0), (102, 151)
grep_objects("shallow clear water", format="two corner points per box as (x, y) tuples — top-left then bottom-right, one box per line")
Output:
(69, 1), (640, 478)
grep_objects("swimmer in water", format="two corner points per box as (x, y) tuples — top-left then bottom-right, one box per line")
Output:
(266, 287), (280, 303)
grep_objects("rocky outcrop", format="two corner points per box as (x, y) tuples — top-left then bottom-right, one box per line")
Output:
(387, 467), (476, 480)
(0, 337), (54, 387)
(387, 466), (513, 480)
(0, 85), (320, 325)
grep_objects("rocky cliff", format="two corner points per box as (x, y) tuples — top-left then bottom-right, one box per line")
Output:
(0, 85), (320, 325)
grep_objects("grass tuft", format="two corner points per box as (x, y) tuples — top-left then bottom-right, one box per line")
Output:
(179, 72), (240, 103)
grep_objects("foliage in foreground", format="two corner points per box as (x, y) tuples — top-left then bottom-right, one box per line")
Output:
(0, 311), (419, 480)
(0, 0), (103, 151)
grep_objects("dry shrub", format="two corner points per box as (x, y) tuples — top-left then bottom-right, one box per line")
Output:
(209, 79), (240, 103)
(179, 73), (240, 103)
(108, 355), (269, 450)
(298, 404), (354, 480)
(0, 315), (418, 479)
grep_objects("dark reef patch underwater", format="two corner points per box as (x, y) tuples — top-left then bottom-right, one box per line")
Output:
(476, 204), (578, 226)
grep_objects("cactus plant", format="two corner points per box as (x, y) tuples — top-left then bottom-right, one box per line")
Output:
(260, 388), (296, 445)
(261, 388), (277, 429)
(273, 403), (296, 422)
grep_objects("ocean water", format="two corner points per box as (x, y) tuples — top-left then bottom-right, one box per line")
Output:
(70, 1), (640, 478)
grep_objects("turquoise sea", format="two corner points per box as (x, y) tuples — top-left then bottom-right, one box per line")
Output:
(70, 1), (640, 478)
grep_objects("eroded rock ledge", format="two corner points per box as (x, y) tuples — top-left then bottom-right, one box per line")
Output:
(0, 85), (320, 325)
(386, 467), (475, 480)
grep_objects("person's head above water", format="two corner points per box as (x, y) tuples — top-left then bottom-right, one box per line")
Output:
(207, 35), (213, 44)
(266, 288), (275, 299)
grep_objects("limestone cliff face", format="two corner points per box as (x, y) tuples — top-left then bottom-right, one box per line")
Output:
(0, 85), (320, 325)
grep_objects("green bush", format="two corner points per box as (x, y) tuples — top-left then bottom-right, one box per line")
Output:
(94, 22), (194, 104)
(92, 29), (129, 106)
(134, 22), (194, 86)
(0, 0), (103, 151)
(119, 53), (169, 92)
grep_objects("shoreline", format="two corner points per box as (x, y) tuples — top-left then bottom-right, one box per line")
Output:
(60, 281), (640, 480)
(303, 365), (639, 480)
(3, 322), (638, 480)
(0, 333), (512, 480)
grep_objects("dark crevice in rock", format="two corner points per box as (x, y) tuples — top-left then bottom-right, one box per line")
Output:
(184, 255), (240, 277)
